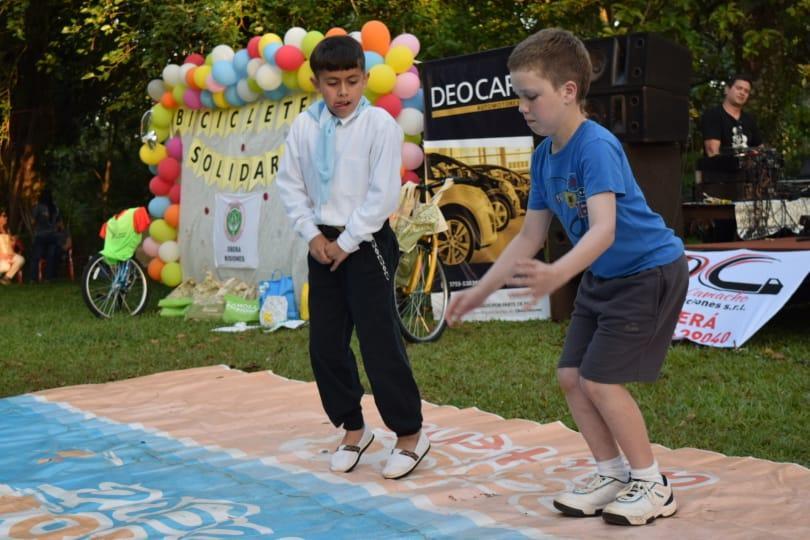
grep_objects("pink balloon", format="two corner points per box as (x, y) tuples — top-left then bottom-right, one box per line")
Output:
(142, 236), (160, 258)
(206, 74), (226, 93)
(165, 136), (183, 161)
(149, 176), (172, 196)
(393, 72), (420, 100)
(401, 142), (424, 170)
(375, 93), (403, 118)
(157, 157), (181, 183)
(275, 45), (305, 71)
(391, 33), (420, 56)
(183, 88), (202, 110)
(185, 53), (205, 66)
(168, 182), (182, 204)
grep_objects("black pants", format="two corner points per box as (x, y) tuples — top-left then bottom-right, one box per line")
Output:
(308, 223), (423, 436)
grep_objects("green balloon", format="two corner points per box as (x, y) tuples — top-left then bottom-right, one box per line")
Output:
(151, 104), (173, 128)
(172, 83), (187, 105)
(301, 31), (325, 58)
(149, 218), (177, 243)
(161, 261), (183, 287)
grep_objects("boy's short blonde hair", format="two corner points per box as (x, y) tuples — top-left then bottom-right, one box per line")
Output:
(507, 28), (592, 104)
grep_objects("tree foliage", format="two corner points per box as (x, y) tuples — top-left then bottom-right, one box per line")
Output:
(1, 0), (807, 249)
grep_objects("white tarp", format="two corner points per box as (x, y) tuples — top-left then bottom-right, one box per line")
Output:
(677, 249), (810, 347)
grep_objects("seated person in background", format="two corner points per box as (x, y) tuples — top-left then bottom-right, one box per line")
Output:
(0, 208), (25, 285)
(700, 73), (762, 157)
(29, 188), (63, 282)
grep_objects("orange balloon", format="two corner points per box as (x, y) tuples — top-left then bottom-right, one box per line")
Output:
(147, 257), (165, 282)
(185, 67), (199, 89)
(325, 27), (347, 37)
(160, 91), (178, 109)
(164, 204), (180, 228)
(361, 20), (391, 55)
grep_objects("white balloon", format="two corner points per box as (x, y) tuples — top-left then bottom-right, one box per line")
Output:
(349, 31), (362, 44)
(247, 58), (264, 78)
(161, 64), (182, 87)
(255, 64), (283, 91)
(284, 27), (307, 48)
(397, 108), (424, 136)
(211, 44), (235, 63)
(179, 63), (196, 81)
(158, 240), (180, 263)
(237, 79), (260, 102)
(147, 79), (165, 101)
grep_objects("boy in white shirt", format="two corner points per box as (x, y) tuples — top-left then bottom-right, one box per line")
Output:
(276, 36), (429, 479)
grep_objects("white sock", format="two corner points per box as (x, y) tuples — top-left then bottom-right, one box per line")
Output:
(596, 455), (629, 482)
(630, 460), (663, 483)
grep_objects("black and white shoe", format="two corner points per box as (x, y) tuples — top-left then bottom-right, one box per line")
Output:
(330, 429), (375, 473)
(602, 474), (677, 525)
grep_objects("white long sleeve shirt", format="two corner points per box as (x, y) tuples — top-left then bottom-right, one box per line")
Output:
(276, 103), (404, 253)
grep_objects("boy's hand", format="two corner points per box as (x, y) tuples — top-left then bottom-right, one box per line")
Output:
(445, 285), (488, 327)
(309, 234), (332, 265)
(507, 258), (568, 306)
(325, 241), (349, 271)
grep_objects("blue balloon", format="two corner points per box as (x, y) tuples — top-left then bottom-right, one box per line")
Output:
(148, 165), (158, 175)
(200, 90), (215, 109)
(225, 85), (245, 107)
(263, 86), (288, 101)
(148, 196), (171, 219)
(212, 60), (238, 86)
(364, 51), (383, 72)
(233, 49), (250, 77)
(262, 43), (282, 65)
(402, 88), (424, 112)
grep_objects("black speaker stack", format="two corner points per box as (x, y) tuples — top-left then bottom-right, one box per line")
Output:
(584, 33), (692, 143)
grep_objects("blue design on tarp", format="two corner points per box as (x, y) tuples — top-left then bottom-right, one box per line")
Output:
(0, 396), (533, 539)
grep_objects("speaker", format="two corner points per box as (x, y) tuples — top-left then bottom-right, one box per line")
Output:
(623, 142), (684, 235)
(585, 87), (689, 143)
(585, 33), (692, 95)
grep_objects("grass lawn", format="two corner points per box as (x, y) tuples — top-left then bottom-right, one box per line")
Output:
(1, 281), (808, 466)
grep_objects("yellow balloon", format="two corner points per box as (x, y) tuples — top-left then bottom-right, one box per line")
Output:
(193, 65), (212, 90)
(282, 69), (299, 90)
(212, 91), (229, 108)
(259, 33), (282, 52)
(150, 104), (172, 128)
(297, 61), (315, 92)
(385, 45), (415, 74)
(149, 219), (177, 243)
(367, 64), (397, 95)
(139, 143), (167, 165)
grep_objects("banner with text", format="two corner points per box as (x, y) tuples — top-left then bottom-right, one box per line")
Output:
(422, 48), (547, 320)
(677, 249), (810, 347)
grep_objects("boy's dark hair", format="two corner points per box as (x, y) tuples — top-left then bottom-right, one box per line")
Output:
(507, 28), (592, 104)
(727, 73), (753, 88)
(310, 36), (365, 75)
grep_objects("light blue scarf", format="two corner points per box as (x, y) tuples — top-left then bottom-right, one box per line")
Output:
(306, 96), (370, 204)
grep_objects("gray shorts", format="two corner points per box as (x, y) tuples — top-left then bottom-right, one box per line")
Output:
(558, 255), (688, 383)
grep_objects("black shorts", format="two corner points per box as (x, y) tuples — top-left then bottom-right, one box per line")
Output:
(558, 255), (688, 383)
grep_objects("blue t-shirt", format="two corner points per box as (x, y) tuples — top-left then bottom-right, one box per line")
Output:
(528, 120), (683, 278)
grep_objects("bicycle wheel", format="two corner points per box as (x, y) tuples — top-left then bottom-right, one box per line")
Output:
(394, 240), (450, 343)
(81, 254), (150, 318)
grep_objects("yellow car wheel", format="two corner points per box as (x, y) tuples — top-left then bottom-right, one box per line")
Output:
(438, 215), (474, 266)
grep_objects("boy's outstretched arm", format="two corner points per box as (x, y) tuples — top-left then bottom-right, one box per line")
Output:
(445, 209), (552, 326)
(510, 192), (616, 304)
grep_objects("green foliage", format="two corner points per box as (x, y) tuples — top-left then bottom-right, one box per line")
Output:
(0, 282), (807, 465)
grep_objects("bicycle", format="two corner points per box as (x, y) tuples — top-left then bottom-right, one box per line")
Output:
(393, 181), (451, 343)
(81, 254), (150, 318)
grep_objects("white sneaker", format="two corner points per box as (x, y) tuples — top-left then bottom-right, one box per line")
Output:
(553, 474), (629, 517)
(330, 429), (374, 473)
(382, 432), (430, 480)
(602, 475), (677, 525)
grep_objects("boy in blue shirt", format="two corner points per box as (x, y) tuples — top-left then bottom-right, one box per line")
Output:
(277, 36), (429, 480)
(446, 28), (687, 525)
